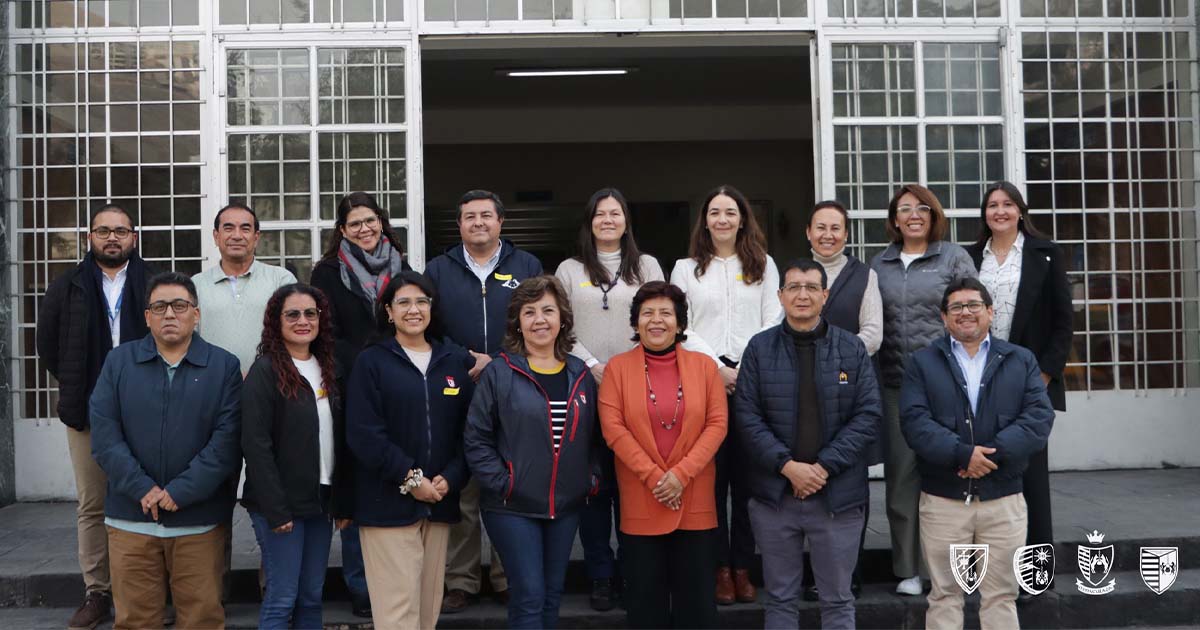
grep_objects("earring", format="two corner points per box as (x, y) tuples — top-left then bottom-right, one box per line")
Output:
(387, 316), (394, 323)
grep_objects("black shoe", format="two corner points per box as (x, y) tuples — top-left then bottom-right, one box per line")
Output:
(352, 593), (372, 618)
(493, 589), (510, 605)
(590, 578), (616, 611)
(803, 584), (819, 602)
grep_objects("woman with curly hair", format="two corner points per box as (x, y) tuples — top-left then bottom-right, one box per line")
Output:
(241, 283), (353, 630)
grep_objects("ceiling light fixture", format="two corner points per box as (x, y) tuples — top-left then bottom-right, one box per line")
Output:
(501, 68), (634, 78)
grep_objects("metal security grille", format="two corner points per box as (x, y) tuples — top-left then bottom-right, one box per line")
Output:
(422, 0), (808, 22)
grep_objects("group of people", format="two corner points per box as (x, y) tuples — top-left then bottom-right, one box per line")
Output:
(38, 180), (1070, 630)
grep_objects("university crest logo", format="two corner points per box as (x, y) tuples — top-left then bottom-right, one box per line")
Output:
(1076, 530), (1116, 595)
(1013, 543), (1055, 595)
(950, 544), (989, 594)
(1139, 547), (1179, 595)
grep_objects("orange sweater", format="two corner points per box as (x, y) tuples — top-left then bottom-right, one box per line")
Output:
(598, 345), (728, 536)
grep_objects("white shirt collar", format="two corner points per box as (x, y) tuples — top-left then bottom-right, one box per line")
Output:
(463, 243), (502, 270)
(984, 231), (1024, 256)
(950, 334), (991, 357)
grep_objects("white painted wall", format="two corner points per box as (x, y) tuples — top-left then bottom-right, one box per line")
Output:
(17, 390), (1200, 500)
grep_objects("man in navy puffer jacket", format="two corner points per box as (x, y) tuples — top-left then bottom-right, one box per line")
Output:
(901, 278), (1053, 630)
(735, 259), (880, 630)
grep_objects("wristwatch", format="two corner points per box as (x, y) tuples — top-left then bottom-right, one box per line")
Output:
(398, 468), (424, 495)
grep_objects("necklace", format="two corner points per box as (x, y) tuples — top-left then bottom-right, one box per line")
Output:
(644, 361), (683, 431)
(598, 280), (616, 310)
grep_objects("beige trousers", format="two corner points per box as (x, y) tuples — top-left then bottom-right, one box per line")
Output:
(67, 426), (111, 594)
(919, 492), (1027, 630)
(360, 521), (451, 630)
(445, 478), (507, 593)
(108, 525), (226, 630)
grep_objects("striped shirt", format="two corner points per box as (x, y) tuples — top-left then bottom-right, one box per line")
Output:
(531, 361), (569, 451)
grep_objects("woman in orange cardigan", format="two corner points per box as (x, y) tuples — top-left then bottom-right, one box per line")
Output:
(598, 281), (727, 629)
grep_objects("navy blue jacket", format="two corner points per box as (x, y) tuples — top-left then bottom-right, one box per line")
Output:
(900, 335), (1055, 502)
(423, 240), (543, 355)
(464, 353), (600, 519)
(90, 334), (243, 527)
(734, 322), (881, 514)
(346, 338), (475, 527)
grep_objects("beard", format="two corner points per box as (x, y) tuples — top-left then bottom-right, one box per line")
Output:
(93, 245), (133, 268)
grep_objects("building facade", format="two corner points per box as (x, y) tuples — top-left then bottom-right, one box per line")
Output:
(3, 0), (1198, 500)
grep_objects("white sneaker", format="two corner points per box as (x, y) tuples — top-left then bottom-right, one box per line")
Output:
(896, 576), (923, 596)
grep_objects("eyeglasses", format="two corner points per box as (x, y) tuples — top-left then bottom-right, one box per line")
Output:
(782, 282), (824, 294)
(392, 297), (433, 310)
(896, 204), (932, 216)
(148, 299), (196, 315)
(92, 227), (133, 239)
(946, 301), (987, 315)
(283, 308), (321, 323)
(346, 216), (380, 232)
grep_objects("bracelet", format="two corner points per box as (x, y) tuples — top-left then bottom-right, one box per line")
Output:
(398, 468), (424, 495)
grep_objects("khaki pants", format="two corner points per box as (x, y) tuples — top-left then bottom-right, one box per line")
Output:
(445, 478), (507, 593)
(67, 427), (110, 594)
(884, 386), (927, 579)
(919, 492), (1027, 630)
(361, 521), (450, 630)
(108, 525), (226, 630)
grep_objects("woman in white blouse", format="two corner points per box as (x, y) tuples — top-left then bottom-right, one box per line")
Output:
(669, 184), (781, 605)
(554, 187), (665, 611)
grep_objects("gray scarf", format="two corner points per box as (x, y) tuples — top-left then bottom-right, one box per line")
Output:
(337, 238), (405, 310)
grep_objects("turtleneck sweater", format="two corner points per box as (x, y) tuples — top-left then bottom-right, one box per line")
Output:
(784, 318), (827, 465)
(555, 249), (665, 367)
(644, 345), (685, 462)
(810, 247), (884, 355)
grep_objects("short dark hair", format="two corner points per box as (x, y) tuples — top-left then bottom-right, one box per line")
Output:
(941, 277), (993, 313)
(780, 258), (829, 289)
(808, 200), (848, 228)
(146, 271), (198, 307)
(374, 271), (439, 339)
(629, 281), (688, 344)
(214, 202), (260, 232)
(91, 203), (135, 229)
(457, 189), (506, 221)
(502, 276), (576, 362)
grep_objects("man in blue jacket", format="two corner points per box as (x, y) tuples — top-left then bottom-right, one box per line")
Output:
(90, 272), (242, 630)
(901, 278), (1054, 630)
(735, 259), (881, 630)
(424, 189), (542, 612)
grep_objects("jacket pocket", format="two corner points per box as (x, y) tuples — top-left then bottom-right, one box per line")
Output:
(504, 461), (515, 501)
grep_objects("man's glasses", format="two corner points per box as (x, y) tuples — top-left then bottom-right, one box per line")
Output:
(946, 301), (987, 315)
(148, 299), (195, 315)
(781, 282), (824, 294)
(346, 216), (380, 232)
(392, 297), (433, 310)
(92, 227), (133, 239)
(283, 308), (321, 323)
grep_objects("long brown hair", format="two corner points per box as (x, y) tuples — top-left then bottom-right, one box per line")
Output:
(687, 185), (768, 285)
(885, 184), (948, 243)
(256, 283), (339, 400)
(320, 191), (405, 260)
(575, 188), (646, 286)
(972, 181), (1049, 249)
(502, 276), (576, 362)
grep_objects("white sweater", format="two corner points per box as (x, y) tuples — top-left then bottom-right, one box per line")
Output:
(669, 255), (783, 363)
(555, 251), (665, 367)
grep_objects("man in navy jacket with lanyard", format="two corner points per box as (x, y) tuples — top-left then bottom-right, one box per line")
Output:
(424, 189), (542, 612)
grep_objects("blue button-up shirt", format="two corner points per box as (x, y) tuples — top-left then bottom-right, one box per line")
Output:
(950, 335), (991, 415)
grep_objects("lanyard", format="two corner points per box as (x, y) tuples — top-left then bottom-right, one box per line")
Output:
(106, 289), (123, 330)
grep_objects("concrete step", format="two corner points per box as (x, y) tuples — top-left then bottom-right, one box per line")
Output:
(2, 569), (1197, 629)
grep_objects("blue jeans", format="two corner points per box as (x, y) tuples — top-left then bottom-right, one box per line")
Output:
(339, 522), (368, 598)
(483, 510), (581, 629)
(250, 512), (334, 630)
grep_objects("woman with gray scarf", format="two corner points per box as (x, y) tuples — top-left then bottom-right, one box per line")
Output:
(310, 190), (410, 618)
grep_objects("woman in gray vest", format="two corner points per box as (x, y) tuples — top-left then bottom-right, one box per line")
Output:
(869, 184), (976, 596)
(800, 199), (883, 600)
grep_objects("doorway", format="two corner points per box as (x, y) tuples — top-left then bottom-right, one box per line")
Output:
(421, 34), (815, 273)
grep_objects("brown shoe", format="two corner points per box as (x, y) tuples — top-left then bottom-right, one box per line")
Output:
(68, 591), (112, 630)
(441, 589), (472, 614)
(715, 567), (736, 605)
(733, 568), (757, 603)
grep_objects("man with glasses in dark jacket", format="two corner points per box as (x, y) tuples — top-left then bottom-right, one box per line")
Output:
(901, 278), (1054, 630)
(735, 258), (881, 629)
(36, 204), (154, 630)
(89, 272), (243, 630)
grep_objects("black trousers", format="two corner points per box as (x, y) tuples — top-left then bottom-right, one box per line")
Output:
(1023, 445), (1054, 546)
(623, 529), (718, 629)
(715, 397), (757, 570)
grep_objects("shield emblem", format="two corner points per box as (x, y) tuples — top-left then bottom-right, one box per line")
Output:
(1140, 547), (1179, 595)
(1013, 543), (1056, 595)
(950, 544), (989, 594)
(1077, 544), (1114, 588)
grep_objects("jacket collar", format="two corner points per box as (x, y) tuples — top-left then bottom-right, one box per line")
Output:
(132, 332), (212, 368)
(445, 239), (518, 270)
(499, 350), (586, 382)
(933, 334), (1009, 388)
(381, 336), (454, 367)
(878, 240), (946, 263)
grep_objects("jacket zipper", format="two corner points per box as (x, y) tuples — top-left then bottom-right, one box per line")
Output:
(481, 281), (488, 351)
(504, 357), (568, 519)
(566, 371), (587, 442)
(505, 461), (514, 502)
(958, 349), (998, 506)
